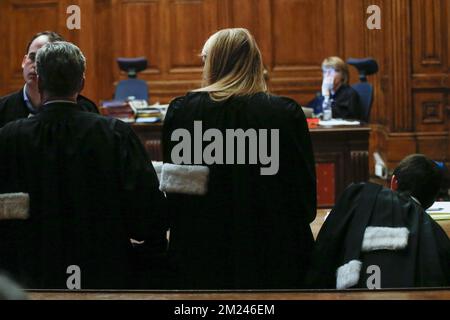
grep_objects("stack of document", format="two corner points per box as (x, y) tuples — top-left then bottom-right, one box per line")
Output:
(426, 202), (450, 220)
(99, 100), (135, 123)
(134, 103), (169, 123)
(135, 108), (163, 123)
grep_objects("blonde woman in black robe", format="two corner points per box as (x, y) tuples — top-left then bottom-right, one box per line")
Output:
(162, 28), (316, 289)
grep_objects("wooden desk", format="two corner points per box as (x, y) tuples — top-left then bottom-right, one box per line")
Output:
(310, 125), (370, 207)
(131, 124), (371, 207)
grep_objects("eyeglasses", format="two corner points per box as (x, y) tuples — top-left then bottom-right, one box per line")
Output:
(322, 68), (341, 75)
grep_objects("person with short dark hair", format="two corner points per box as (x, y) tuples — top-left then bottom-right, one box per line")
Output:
(0, 41), (167, 289)
(307, 154), (450, 289)
(392, 154), (443, 209)
(0, 31), (98, 128)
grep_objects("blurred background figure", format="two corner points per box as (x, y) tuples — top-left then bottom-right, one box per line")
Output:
(306, 56), (362, 121)
(0, 273), (27, 300)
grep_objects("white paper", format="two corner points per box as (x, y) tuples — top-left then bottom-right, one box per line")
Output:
(319, 119), (361, 126)
(426, 202), (450, 214)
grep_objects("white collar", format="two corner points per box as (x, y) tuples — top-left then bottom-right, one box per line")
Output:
(23, 85), (38, 114)
(410, 196), (421, 206)
(43, 100), (77, 106)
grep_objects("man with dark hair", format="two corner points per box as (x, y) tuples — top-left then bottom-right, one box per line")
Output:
(0, 31), (98, 128)
(392, 154), (443, 208)
(0, 42), (167, 289)
(307, 154), (450, 289)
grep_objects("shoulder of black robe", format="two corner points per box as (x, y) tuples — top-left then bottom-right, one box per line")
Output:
(306, 182), (450, 289)
(332, 84), (363, 121)
(77, 94), (99, 113)
(0, 90), (29, 128)
(359, 191), (450, 288)
(0, 104), (167, 289)
(306, 183), (364, 288)
(164, 92), (316, 221)
(0, 90), (99, 129)
(163, 92), (316, 289)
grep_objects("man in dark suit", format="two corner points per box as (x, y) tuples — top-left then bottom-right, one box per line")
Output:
(0, 41), (167, 289)
(0, 31), (98, 128)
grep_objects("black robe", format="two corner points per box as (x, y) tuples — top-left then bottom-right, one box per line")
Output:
(0, 89), (99, 128)
(307, 183), (450, 289)
(162, 92), (317, 289)
(306, 84), (362, 121)
(0, 102), (167, 289)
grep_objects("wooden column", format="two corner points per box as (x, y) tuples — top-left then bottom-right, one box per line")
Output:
(390, 0), (413, 132)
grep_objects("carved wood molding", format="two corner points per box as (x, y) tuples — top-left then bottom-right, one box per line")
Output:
(390, 0), (413, 132)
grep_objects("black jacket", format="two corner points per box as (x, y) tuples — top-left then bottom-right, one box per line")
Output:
(0, 89), (99, 128)
(162, 92), (317, 289)
(0, 102), (167, 289)
(307, 183), (450, 289)
(306, 84), (362, 120)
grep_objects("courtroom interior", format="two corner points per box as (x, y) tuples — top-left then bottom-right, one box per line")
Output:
(0, 0), (449, 300)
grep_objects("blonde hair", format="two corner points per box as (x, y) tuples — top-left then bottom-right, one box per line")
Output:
(322, 56), (349, 85)
(194, 28), (267, 101)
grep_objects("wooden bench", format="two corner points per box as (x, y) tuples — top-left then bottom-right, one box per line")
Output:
(27, 289), (450, 300)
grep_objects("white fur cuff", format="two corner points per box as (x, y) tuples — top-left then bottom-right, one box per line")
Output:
(152, 161), (163, 181)
(159, 163), (209, 195)
(336, 260), (362, 289)
(362, 227), (409, 252)
(0, 193), (30, 220)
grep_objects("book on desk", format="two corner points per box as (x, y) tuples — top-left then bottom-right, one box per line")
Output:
(99, 99), (169, 123)
(427, 202), (450, 221)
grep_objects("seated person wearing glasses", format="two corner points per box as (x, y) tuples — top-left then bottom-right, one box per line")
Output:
(306, 56), (362, 121)
(0, 31), (98, 128)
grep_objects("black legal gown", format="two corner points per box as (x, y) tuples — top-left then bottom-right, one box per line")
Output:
(0, 102), (167, 289)
(0, 89), (99, 128)
(162, 92), (317, 289)
(307, 183), (450, 289)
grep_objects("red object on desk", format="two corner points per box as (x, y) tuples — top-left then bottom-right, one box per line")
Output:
(307, 118), (319, 128)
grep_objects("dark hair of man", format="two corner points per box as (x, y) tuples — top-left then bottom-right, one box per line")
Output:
(393, 154), (443, 209)
(36, 41), (85, 97)
(25, 31), (64, 54)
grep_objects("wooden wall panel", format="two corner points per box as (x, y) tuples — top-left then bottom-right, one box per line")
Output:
(168, 0), (218, 72)
(414, 92), (447, 132)
(93, 0), (115, 101)
(342, 0), (365, 84)
(271, 0), (338, 72)
(120, 0), (162, 74)
(267, 0), (341, 105)
(227, 0), (272, 68)
(412, 0), (446, 75)
(5, 0), (60, 92)
(0, 0), (9, 92)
